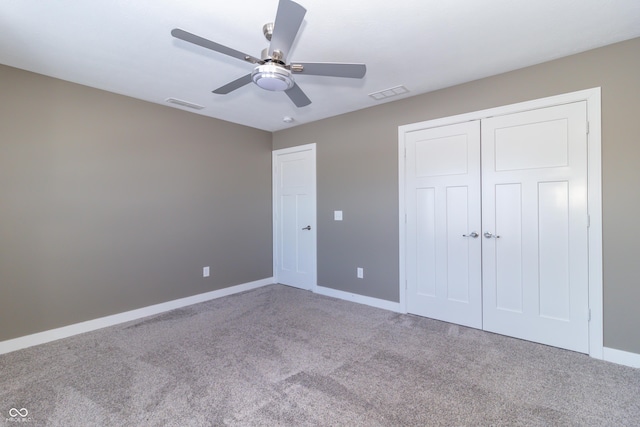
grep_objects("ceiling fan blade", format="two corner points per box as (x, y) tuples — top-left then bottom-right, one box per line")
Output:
(290, 62), (366, 78)
(269, 0), (306, 60)
(285, 83), (311, 107)
(171, 28), (262, 64)
(212, 74), (253, 94)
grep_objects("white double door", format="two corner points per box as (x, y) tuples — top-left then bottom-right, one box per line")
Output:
(405, 102), (589, 353)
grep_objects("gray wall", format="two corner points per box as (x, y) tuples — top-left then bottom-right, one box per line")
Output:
(273, 37), (640, 355)
(0, 65), (273, 342)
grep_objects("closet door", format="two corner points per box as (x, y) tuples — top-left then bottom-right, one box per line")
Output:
(405, 121), (482, 328)
(481, 102), (589, 353)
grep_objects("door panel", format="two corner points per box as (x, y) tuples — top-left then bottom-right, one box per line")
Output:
(406, 121), (482, 328)
(494, 119), (569, 171)
(494, 183), (523, 313)
(482, 102), (589, 353)
(273, 145), (317, 290)
(416, 188), (437, 297)
(538, 181), (570, 321)
(446, 186), (471, 303)
(415, 134), (469, 176)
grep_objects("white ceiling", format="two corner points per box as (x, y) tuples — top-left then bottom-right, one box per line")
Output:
(2, 1), (639, 132)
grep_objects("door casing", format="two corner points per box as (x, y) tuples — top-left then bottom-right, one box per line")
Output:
(398, 88), (603, 359)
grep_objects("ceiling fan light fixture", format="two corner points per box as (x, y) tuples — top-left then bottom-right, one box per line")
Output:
(251, 63), (294, 91)
(171, 0), (366, 108)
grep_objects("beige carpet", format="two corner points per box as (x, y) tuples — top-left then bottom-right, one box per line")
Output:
(1, 284), (639, 426)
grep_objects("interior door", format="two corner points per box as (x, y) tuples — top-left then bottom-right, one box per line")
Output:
(481, 102), (589, 353)
(273, 144), (317, 290)
(405, 121), (482, 328)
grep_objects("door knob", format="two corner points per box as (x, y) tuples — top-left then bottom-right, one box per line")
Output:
(462, 232), (479, 238)
(302, 225), (311, 231)
(484, 232), (500, 239)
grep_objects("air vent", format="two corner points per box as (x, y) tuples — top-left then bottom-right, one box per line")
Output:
(165, 98), (205, 110)
(368, 85), (409, 101)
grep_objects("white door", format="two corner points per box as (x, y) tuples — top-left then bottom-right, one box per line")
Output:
(482, 102), (589, 353)
(273, 144), (317, 290)
(405, 121), (482, 328)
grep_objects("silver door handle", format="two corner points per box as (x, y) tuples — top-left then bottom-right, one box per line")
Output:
(462, 232), (479, 238)
(302, 225), (311, 231)
(484, 232), (500, 239)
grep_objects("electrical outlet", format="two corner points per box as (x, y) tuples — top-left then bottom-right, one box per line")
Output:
(357, 267), (364, 279)
(203, 266), (210, 278)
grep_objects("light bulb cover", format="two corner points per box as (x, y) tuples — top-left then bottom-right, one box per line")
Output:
(251, 64), (294, 91)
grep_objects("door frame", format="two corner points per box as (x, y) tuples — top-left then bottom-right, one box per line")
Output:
(272, 143), (317, 291)
(398, 88), (603, 359)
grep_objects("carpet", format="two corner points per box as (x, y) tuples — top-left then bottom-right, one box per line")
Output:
(1, 284), (639, 426)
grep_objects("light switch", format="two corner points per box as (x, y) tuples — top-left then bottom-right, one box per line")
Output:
(334, 210), (343, 221)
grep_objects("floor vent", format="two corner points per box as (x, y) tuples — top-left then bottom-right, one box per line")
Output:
(165, 98), (205, 110)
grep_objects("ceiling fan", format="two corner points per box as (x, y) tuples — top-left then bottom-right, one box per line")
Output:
(171, 0), (366, 107)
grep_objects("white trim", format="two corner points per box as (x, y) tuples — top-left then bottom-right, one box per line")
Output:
(603, 347), (640, 369)
(398, 128), (408, 314)
(272, 143), (318, 291)
(585, 89), (603, 360)
(398, 87), (603, 359)
(0, 277), (273, 355)
(315, 285), (402, 313)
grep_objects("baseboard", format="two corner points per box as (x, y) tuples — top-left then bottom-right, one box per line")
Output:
(7, 280), (636, 369)
(603, 347), (640, 369)
(314, 285), (402, 313)
(0, 277), (274, 355)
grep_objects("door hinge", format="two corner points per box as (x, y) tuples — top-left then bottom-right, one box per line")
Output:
(587, 214), (591, 228)
(588, 308), (592, 322)
(586, 121), (590, 135)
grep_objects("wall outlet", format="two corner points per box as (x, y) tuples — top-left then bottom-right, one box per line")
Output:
(334, 210), (343, 221)
(203, 266), (210, 278)
(357, 267), (364, 279)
